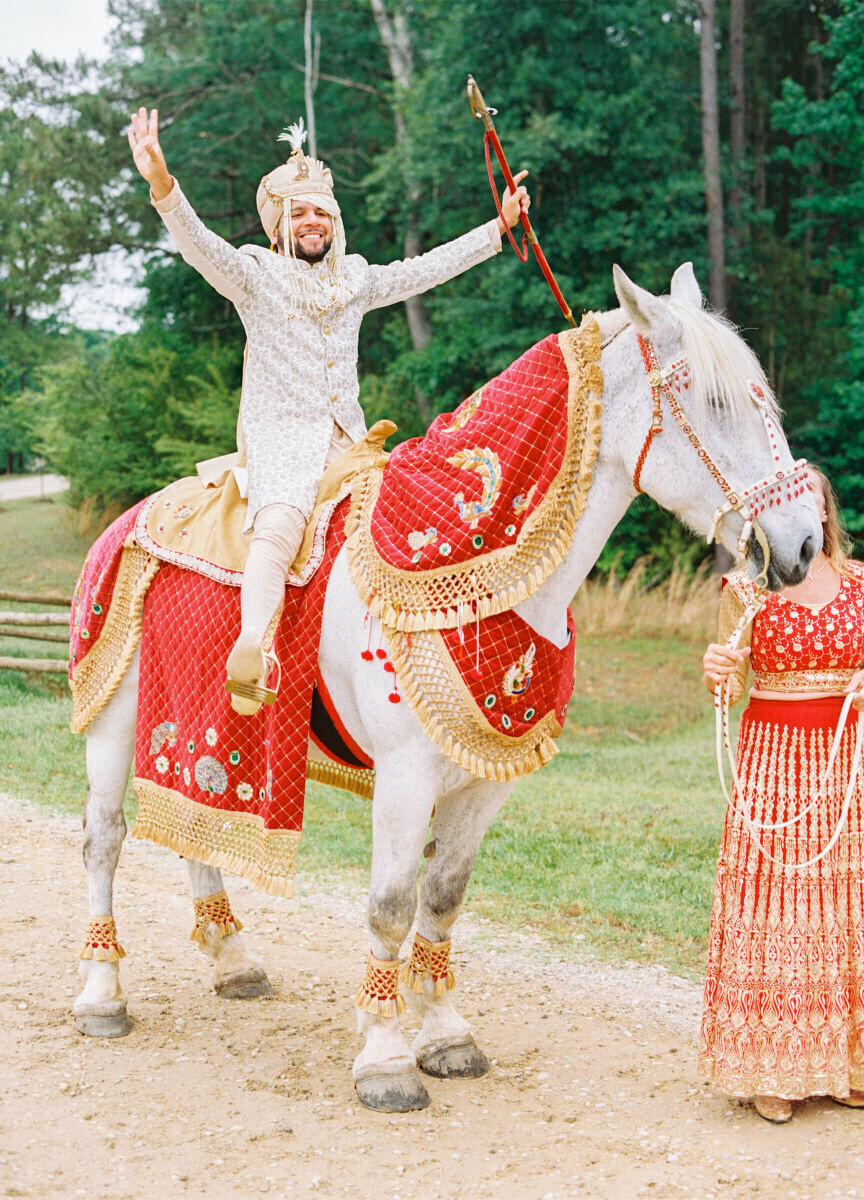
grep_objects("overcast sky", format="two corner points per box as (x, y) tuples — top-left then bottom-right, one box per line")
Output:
(0, 0), (113, 64)
(2, 0), (145, 332)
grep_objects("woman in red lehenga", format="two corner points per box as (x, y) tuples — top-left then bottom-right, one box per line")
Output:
(700, 467), (864, 1123)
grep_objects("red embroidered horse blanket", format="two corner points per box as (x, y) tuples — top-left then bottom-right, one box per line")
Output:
(70, 498), (367, 898)
(346, 320), (603, 632)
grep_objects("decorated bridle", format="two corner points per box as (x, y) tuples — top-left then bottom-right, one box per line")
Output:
(629, 329), (857, 869)
(632, 332), (810, 588)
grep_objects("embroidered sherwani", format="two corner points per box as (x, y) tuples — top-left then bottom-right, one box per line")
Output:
(153, 182), (501, 529)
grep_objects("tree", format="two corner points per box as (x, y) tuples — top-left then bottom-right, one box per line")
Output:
(699, 0), (727, 311)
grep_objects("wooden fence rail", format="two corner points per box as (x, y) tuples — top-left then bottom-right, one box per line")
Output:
(0, 656), (68, 674)
(0, 627), (70, 644)
(0, 611), (70, 626)
(0, 590), (71, 607)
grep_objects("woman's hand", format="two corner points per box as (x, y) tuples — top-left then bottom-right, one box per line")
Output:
(845, 669), (864, 712)
(127, 107), (173, 202)
(703, 643), (750, 693)
(497, 170), (530, 234)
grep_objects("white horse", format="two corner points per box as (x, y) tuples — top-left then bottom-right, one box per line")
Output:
(74, 264), (821, 1112)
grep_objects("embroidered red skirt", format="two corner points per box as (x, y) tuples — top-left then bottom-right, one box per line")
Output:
(699, 695), (864, 1099)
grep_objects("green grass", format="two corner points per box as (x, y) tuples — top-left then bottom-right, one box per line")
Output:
(0, 496), (731, 977)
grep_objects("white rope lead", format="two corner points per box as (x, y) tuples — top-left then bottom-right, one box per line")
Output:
(713, 596), (863, 871)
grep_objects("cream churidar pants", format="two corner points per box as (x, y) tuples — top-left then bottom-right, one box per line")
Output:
(239, 421), (354, 642)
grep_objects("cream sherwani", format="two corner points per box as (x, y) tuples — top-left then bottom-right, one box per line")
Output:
(153, 183), (501, 530)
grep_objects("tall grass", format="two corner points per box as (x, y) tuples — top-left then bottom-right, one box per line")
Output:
(572, 558), (721, 640)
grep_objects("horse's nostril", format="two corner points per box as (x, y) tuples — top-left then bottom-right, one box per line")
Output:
(800, 534), (817, 573)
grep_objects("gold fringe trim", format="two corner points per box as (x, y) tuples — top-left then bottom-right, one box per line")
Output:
(385, 625), (563, 781)
(70, 540), (160, 734)
(354, 953), (407, 1017)
(190, 890), (244, 943)
(132, 779), (301, 899)
(305, 757), (375, 800)
(346, 317), (603, 632)
(398, 934), (456, 997)
(79, 916), (126, 962)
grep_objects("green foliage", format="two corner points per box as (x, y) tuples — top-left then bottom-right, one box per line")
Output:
(30, 333), (240, 513)
(4, 0), (864, 572)
(770, 0), (864, 547)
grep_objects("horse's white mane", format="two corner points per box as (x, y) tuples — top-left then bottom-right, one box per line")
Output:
(668, 298), (779, 422)
(598, 296), (779, 423)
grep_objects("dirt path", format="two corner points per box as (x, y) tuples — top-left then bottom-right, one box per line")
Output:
(0, 474), (68, 502)
(1, 793), (862, 1200)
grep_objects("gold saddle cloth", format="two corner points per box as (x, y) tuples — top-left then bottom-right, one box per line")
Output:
(138, 420), (396, 582)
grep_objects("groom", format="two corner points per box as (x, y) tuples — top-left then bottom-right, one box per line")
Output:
(128, 107), (530, 713)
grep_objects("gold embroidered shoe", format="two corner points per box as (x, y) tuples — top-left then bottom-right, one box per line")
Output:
(225, 631), (280, 716)
(831, 1091), (864, 1108)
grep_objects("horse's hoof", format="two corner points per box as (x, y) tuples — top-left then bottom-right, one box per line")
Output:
(418, 1037), (490, 1079)
(73, 1001), (132, 1038)
(355, 1072), (431, 1112)
(215, 967), (274, 999)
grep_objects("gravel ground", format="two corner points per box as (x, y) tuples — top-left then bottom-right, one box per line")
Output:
(1, 791), (863, 1200)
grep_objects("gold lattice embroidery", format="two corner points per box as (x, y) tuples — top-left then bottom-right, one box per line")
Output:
(354, 953), (406, 1018)
(399, 934), (456, 998)
(754, 669), (856, 693)
(79, 916), (126, 962)
(385, 626), (562, 781)
(70, 540), (160, 734)
(190, 890), (244, 943)
(132, 779), (301, 899)
(345, 317), (604, 633)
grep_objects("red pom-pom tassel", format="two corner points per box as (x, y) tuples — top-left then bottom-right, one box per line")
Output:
(361, 650), (374, 662)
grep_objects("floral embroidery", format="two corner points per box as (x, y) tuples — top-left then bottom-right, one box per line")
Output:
(440, 543), (452, 556)
(183, 767), (191, 786)
(446, 447), (502, 529)
(407, 526), (438, 563)
(205, 727), (218, 746)
(175, 505), (196, 520)
(236, 782), (253, 801)
(505, 524), (516, 537)
(194, 756), (228, 795)
(503, 643), (536, 697)
(150, 721), (178, 755)
(155, 755), (169, 774)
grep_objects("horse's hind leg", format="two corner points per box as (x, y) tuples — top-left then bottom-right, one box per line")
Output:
(408, 778), (514, 1079)
(73, 654), (139, 1038)
(184, 860), (274, 999)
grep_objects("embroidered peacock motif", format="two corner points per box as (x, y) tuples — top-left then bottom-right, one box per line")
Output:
(446, 447), (502, 529)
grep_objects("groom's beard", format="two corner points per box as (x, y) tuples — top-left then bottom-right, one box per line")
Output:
(278, 226), (332, 263)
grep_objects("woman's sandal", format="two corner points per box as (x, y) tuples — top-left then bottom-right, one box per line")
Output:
(225, 634), (281, 716)
(831, 1091), (864, 1108)
(753, 1095), (793, 1124)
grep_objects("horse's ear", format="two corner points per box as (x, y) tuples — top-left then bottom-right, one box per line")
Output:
(670, 262), (703, 309)
(612, 264), (667, 334)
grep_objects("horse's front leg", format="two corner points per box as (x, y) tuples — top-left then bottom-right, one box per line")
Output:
(353, 747), (441, 1112)
(74, 653), (139, 1037)
(184, 860), (273, 999)
(408, 778), (514, 1078)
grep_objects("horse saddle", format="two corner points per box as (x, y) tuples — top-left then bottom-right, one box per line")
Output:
(137, 420), (396, 585)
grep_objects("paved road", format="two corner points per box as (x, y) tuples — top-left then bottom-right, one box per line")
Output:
(0, 474), (69, 501)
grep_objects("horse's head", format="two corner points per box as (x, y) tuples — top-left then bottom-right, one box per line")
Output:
(601, 263), (821, 589)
